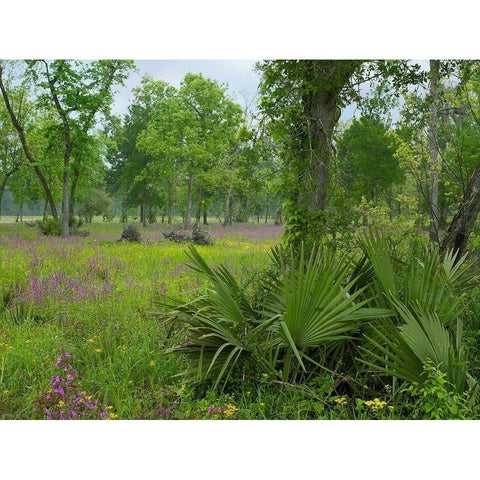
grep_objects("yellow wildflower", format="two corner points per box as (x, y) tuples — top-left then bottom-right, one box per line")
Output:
(223, 403), (239, 418)
(95, 348), (102, 353)
(149, 360), (156, 367)
(334, 397), (348, 405)
(25, 339), (31, 344)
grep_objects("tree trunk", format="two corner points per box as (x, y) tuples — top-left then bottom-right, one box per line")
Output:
(16, 200), (23, 222)
(0, 179), (7, 220)
(274, 203), (283, 225)
(428, 60), (440, 243)
(265, 192), (269, 223)
(286, 61), (360, 244)
(441, 161), (480, 259)
(69, 165), (80, 219)
(203, 208), (208, 225)
(223, 186), (233, 227)
(196, 189), (202, 224)
(184, 169), (194, 229)
(141, 194), (146, 227)
(297, 61), (347, 215)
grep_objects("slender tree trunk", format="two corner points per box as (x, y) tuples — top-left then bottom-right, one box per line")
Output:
(245, 197), (251, 222)
(203, 208), (208, 225)
(184, 168), (194, 229)
(196, 189), (202, 224)
(0, 179), (7, 220)
(141, 193), (146, 227)
(223, 186), (233, 227)
(274, 203), (283, 225)
(429, 59), (440, 243)
(441, 161), (480, 259)
(16, 200), (23, 222)
(69, 165), (80, 219)
(0, 67), (58, 220)
(264, 192), (269, 223)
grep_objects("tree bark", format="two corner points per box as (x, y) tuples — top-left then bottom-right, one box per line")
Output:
(140, 193), (146, 227)
(43, 61), (72, 237)
(69, 164), (80, 219)
(264, 192), (269, 223)
(203, 208), (208, 225)
(184, 168), (194, 229)
(441, 161), (480, 258)
(274, 203), (283, 225)
(297, 61), (358, 216)
(428, 60), (440, 243)
(223, 187), (233, 227)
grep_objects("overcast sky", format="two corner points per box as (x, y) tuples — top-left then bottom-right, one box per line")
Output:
(111, 60), (261, 117)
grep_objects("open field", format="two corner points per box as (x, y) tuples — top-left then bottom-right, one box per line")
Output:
(0, 221), (285, 419)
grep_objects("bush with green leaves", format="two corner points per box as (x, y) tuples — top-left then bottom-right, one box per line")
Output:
(399, 362), (476, 419)
(36, 216), (86, 236)
(162, 242), (390, 389)
(357, 230), (476, 395)
(162, 231), (479, 407)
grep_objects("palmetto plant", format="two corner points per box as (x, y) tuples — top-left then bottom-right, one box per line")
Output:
(264, 245), (392, 380)
(163, 244), (391, 387)
(358, 230), (476, 394)
(162, 233), (477, 394)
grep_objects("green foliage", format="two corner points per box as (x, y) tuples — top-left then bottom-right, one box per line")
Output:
(36, 216), (85, 237)
(358, 231), (475, 394)
(337, 115), (404, 203)
(401, 362), (475, 419)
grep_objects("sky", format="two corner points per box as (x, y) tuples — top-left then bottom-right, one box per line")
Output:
(111, 60), (262, 117)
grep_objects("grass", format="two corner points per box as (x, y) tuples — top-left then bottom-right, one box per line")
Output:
(0, 220), (282, 419)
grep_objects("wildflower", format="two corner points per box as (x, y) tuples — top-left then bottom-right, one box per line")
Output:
(25, 340), (31, 344)
(95, 348), (102, 353)
(363, 398), (388, 412)
(223, 403), (238, 418)
(334, 397), (348, 405)
(262, 373), (268, 378)
(149, 360), (156, 367)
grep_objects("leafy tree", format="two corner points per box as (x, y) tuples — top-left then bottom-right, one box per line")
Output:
(257, 60), (426, 246)
(0, 61), (59, 219)
(337, 116), (403, 204)
(20, 60), (134, 236)
(139, 73), (243, 229)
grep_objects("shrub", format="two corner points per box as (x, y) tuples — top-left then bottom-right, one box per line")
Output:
(120, 224), (141, 243)
(36, 216), (87, 236)
(401, 362), (475, 419)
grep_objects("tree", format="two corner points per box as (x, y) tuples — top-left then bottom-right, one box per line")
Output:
(0, 62), (59, 220)
(337, 116), (403, 204)
(0, 86), (26, 218)
(139, 73), (243, 229)
(257, 60), (427, 246)
(22, 60), (134, 236)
